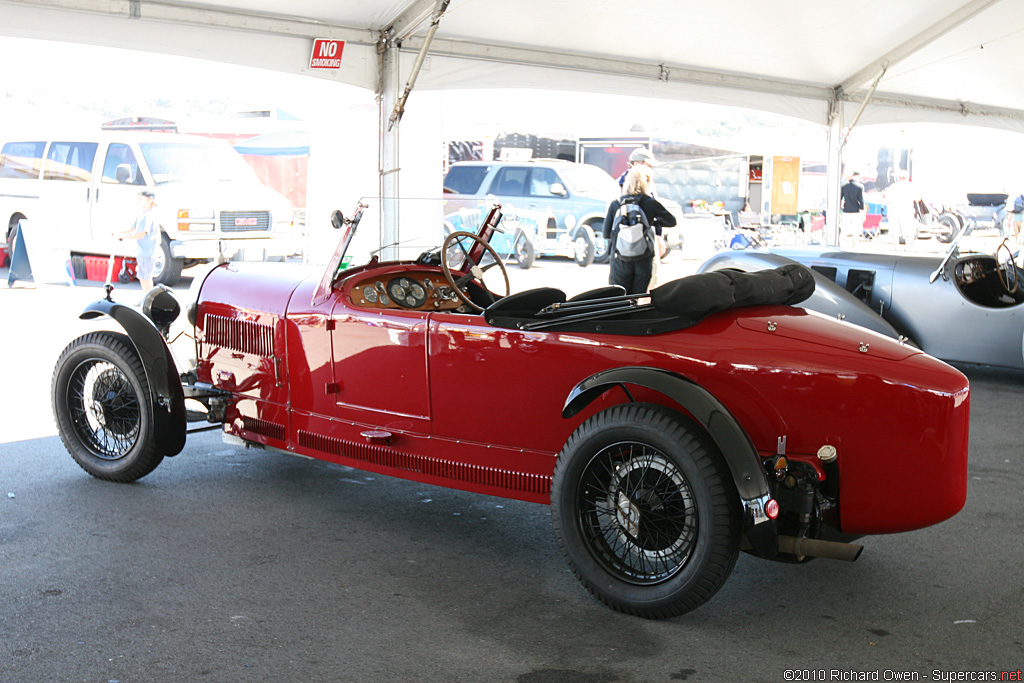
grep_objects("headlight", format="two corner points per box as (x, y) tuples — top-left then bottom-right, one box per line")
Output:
(178, 209), (215, 220)
(178, 209), (215, 232)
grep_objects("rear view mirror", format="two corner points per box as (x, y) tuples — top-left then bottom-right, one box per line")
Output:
(549, 183), (567, 197)
(331, 210), (345, 230)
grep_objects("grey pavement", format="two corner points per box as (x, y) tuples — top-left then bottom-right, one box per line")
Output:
(1, 260), (1022, 683)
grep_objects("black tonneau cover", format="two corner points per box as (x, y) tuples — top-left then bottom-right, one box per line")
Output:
(485, 264), (815, 335)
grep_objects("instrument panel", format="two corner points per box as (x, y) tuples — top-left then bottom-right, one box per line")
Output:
(350, 272), (462, 311)
(954, 258), (990, 286)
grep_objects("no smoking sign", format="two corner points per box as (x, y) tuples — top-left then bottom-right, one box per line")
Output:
(310, 39), (345, 69)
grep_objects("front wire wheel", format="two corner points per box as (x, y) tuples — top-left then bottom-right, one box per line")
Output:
(552, 403), (741, 618)
(52, 331), (163, 482)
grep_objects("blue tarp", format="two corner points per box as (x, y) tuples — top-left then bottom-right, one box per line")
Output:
(233, 130), (310, 156)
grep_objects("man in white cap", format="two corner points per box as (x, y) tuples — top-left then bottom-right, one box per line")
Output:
(618, 147), (658, 189)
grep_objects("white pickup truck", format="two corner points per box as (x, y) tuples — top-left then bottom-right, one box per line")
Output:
(0, 127), (295, 285)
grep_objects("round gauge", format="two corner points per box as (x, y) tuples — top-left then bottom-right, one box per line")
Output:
(388, 276), (428, 308)
(379, 293), (391, 306)
(362, 285), (378, 304)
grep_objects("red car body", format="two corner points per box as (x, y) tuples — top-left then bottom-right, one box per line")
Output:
(53, 206), (969, 618)
(196, 262), (968, 536)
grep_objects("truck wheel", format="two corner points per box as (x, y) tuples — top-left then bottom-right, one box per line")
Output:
(52, 331), (163, 482)
(573, 224), (596, 267)
(551, 403), (741, 618)
(590, 222), (611, 264)
(152, 234), (183, 286)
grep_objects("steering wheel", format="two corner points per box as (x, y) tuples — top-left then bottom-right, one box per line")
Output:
(996, 239), (1018, 294)
(441, 230), (510, 312)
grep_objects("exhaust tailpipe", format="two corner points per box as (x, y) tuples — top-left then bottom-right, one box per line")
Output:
(778, 535), (863, 562)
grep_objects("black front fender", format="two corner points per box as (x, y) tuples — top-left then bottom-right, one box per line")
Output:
(81, 300), (186, 456)
(563, 366), (778, 558)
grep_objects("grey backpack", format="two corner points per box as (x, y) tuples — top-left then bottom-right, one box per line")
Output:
(613, 196), (654, 261)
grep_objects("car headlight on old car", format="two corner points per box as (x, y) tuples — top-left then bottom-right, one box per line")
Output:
(178, 209), (215, 231)
(141, 285), (181, 336)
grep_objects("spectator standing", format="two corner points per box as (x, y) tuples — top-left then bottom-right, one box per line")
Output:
(885, 171), (916, 247)
(602, 166), (676, 294)
(839, 171), (865, 250)
(120, 190), (160, 290)
(617, 147), (670, 278)
(1010, 193), (1023, 244)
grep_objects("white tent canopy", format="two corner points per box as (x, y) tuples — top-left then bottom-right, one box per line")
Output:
(2, 0), (1022, 130)
(2, 0), (1022, 247)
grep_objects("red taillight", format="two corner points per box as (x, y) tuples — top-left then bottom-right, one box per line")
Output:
(765, 499), (780, 520)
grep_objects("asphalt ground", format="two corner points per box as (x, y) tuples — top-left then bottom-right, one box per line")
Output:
(1, 252), (1022, 683)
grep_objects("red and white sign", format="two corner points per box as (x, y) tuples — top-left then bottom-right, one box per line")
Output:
(310, 39), (345, 69)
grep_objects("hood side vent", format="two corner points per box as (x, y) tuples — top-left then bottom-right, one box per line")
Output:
(205, 314), (274, 357)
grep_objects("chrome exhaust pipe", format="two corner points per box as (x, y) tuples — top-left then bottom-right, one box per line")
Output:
(778, 535), (863, 562)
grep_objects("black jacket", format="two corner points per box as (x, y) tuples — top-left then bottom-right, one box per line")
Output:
(602, 194), (677, 238)
(841, 180), (865, 213)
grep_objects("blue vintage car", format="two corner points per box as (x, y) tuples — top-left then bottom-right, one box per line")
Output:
(698, 231), (1024, 369)
(443, 206), (539, 269)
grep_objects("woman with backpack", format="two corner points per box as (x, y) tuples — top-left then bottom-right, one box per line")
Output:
(602, 165), (677, 294)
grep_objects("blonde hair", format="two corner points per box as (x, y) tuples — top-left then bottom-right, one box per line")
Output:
(623, 165), (651, 196)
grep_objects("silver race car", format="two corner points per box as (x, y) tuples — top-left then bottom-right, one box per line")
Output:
(699, 230), (1024, 369)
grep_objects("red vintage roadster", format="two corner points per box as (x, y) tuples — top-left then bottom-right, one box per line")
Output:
(51, 204), (970, 619)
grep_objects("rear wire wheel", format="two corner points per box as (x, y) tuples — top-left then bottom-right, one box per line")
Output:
(51, 331), (163, 482)
(552, 403), (741, 618)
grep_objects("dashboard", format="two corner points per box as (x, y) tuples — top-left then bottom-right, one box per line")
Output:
(349, 272), (463, 311)
(954, 257), (993, 286)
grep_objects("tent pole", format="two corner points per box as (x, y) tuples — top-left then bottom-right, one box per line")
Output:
(377, 33), (401, 260)
(825, 97), (843, 247)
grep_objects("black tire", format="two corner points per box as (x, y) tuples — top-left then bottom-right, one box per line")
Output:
(551, 403), (741, 618)
(573, 225), (596, 267)
(936, 214), (959, 243)
(590, 222), (611, 264)
(152, 233), (183, 286)
(52, 331), (163, 482)
(513, 233), (535, 269)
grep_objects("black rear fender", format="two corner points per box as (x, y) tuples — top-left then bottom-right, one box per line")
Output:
(562, 366), (778, 558)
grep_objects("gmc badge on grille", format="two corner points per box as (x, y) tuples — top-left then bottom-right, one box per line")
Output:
(235, 217), (258, 226)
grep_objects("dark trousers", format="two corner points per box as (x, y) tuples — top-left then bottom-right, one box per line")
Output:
(609, 255), (653, 295)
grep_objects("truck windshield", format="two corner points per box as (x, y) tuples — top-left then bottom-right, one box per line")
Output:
(560, 164), (619, 199)
(140, 140), (258, 184)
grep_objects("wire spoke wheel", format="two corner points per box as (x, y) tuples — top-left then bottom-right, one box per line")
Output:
(52, 331), (163, 482)
(552, 403), (740, 618)
(66, 360), (142, 460)
(580, 442), (697, 584)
